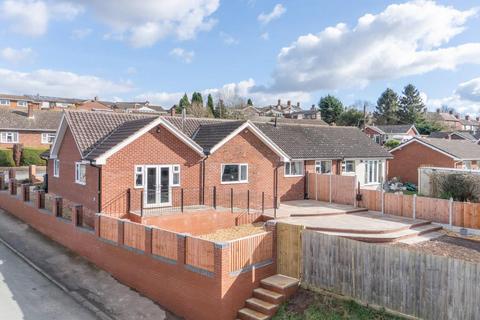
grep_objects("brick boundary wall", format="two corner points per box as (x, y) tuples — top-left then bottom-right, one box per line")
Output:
(0, 190), (276, 320)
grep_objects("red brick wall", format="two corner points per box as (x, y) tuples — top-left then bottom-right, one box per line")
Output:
(48, 127), (100, 214)
(388, 141), (455, 184)
(0, 130), (52, 148)
(0, 192), (275, 320)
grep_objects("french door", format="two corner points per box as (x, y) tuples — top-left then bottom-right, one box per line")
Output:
(144, 165), (171, 208)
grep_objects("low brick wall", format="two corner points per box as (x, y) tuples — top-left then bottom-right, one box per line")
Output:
(0, 191), (276, 320)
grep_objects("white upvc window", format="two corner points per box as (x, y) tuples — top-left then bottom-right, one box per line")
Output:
(365, 160), (383, 184)
(0, 131), (19, 143)
(17, 100), (28, 107)
(0, 99), (10, 106)
(342, 160), (356, 173)
(284, 161), (304, 177)
(221, 164), (248, 184)
(315, 160), (332, 174)
(53, 159), (60, 177)
(172, 165), (180, 186)
(134, 165), (144, 188)
(41, 132), (56, 144)
(75, 162), (86, 185)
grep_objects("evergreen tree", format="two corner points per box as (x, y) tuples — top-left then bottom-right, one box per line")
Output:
(318, 95), (344, 124)
(177, 93), (190, 113)
(337, 108), (364, 127)
(207, 94), (216, 118)
(191, 92), (203, 106)
(399, 84), (425, 124)
(215, 99), (228, 119)
(247, 98), (253, 106)
(374, 88), (399, 124)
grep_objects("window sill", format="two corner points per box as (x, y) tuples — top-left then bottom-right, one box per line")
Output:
(75, 181), (86, 186)
(134, 185), (143, 189)
(221, 181), (248, 185)
(284, 174), (304, 178)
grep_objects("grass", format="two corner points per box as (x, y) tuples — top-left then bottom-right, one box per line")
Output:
(272, 289), (403, 320)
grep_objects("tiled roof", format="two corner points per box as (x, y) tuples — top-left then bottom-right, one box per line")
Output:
(429, 131), (478, 141)
(164, 116), (232, 136)
(373, 124), (414, 134)
(0, 93), (33, 101)
(64, 111), (155, 157)
(254, 122), (392, 159)
(192, 121), (245, 150)
(0, 109), (62, 131)
(425, 112), (459, 122)
(402, 138), (480, 160)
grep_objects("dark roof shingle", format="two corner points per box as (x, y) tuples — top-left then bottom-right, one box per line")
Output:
(401, 138), (480, 160)
(0, 109), (62, 131)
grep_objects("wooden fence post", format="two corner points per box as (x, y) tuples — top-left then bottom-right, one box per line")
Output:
(117, 220), (125, 246)
(329, 174), (332, 204)
(353, 176), (358, 207)
(144, 226), (152, 255)
(381, 190), (385, 215)
(315, 173), (318, 201)
(413, 194), (417, 220)
(448, 198), (453, 226)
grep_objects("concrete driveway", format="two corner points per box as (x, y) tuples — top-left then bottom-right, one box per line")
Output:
(0, 242), (97, 320)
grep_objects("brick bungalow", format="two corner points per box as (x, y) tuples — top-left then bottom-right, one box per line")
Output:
(0, 107), (62, 148)
(47, 111), (391, 220)
(364, 124), (419, 145)
(389, 137), (480, 184)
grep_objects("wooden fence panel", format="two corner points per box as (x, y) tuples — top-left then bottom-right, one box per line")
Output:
(229, 232), (273, 272)
(331, 175), (356, 205)
(277, 222), (303, 279)
(302, 230), (480, 320)
(384, 193), (402, 216)
(123, 221), (146, 251)
(359, 189), (382, 211)
(186, 237), (215, 272)
(151, 228), (178, 261)
(99, 215), (118, 242)
(401, 194), (413, 217)
(416, 197), (449, 223)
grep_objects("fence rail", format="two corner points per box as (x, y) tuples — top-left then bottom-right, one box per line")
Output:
(302, 230), (480, 320)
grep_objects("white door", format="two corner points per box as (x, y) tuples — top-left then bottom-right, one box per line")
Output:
(144, 165), (171, 208)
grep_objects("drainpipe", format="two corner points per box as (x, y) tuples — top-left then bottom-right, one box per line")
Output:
(201, 152), (210, 205)
(89, 160), (102, 213)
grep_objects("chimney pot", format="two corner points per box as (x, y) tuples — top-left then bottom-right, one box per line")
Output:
(277, 99), (281, 106)
(449, 110), (453, 115)
(287, 100), (291, 107)
(455, 114), (459, 119)
(94, 96), (98, 101)
(436, 108), (440, 113)
(297, 102), (300, 107)
(170, 107), (176, 116)
(476, 117), (480, 122)
(465, 115), (470, 121)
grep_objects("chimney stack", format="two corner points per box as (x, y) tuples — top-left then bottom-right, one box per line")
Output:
(27, 103), (34, 118)
(277, 99), (281, 106)
(465, 115), (470, 121)
(455, 114), (459, 119)
(476, 117), (480, 122)
(436, 108), (440, 113)
(311, 104), (315, 111)
(170, 106), (176, 116)
(287, 100), (291, 107)
(94, 96), (98, 101)
(297, 102), (300, 108)
(449, 110), (454, 115)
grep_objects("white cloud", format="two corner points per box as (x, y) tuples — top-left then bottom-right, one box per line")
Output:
(137, 78), (311, 107)
(170, 48), (195, 63)
(87, 0), (219, 47)
(456, 77), (480, 102)
(258, 4), (286, 25)
(428, 77), (480, 115)
(220, 31), (239, 45)
(71, 28), (92, 39)
(0, 68), (133, 98)
(268, 0), (480, 93)
(260, 32), (269, 40)
(1, 47), (34, 63)
(0, 0), (83, 36)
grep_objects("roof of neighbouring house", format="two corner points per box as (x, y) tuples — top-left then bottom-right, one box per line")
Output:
(0, 93), (34, 101)
(253, 122), (392, 159)
(0, 109), (62, 131)
(391, 137), (480, 160)
(428, 131), (478, 141)
(425, 111), (460, 122)
(367, 124), (416, 134)
(192, 121), (245, 151)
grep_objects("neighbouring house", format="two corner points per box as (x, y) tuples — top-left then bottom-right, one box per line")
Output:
(110, 101), (166, 114)
(46, 111), (391, 219)
(260, 100), (302, 117)
(459, 115), (480, 132)
(75, 99), (113, 112)
(428, 130), (480, 143)
(388, 137), (480, 184)
(0, 107), (62, 148)
(285, 105), (322, 121)
(0, 94), (40, 110)
(364, 124), (419, 145)
(425, 110), (462, 130)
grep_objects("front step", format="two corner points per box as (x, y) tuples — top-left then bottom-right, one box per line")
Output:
(253, 287), (284, 304)
(238, 307), (269, 320)
(260, 274), (300, 298)
(246, 297), (278, 316)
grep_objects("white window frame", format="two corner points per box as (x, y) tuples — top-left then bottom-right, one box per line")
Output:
(134, 165), (144, 188)
(0, 99), (10, 106)
(172, 165), (180, 186)
(342, 160), (356, 174)
(315, 160), (332, 174)
(284, 161), (304, 177)
(221, 163), (248, 184)
(41, 132), (56, 144)
(365, 160), (383, 185)
(17, 100), (28, 107)
(53, 159), (60, 178)
(75, 162), (86, 185)
(0, 131), (19, 143)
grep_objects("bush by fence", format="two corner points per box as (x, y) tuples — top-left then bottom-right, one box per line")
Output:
(20, 148), (48, 166)
(0, 149), (14, 167)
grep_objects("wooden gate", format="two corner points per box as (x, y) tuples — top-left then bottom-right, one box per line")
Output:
(276, 222), (303, 279)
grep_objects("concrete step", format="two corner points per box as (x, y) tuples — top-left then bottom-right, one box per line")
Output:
(253, 287), (284, 304)
(260, 274), (299, 298)
(320, 223), (442, 243)
(246, 297), (278, 316)
(237, 307), (270, 320)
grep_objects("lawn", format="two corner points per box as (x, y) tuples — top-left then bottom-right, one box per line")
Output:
(272, 288), (403, 320)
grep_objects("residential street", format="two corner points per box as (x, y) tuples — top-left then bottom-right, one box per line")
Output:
(0, 242), (97, 320)
(0, 209), (178, 320)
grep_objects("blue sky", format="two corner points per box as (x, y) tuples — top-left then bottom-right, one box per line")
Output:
(1, 0), (480, 115)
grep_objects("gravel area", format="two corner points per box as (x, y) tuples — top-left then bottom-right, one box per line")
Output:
(394, 231), (480, 263)
(198, 223), (266, 242)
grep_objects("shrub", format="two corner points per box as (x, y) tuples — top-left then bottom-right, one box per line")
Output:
(431, 173), (480, 202)
(0, 149), (15, 167)
(384, 140), (400, 149)
(20, 148), (48, 166)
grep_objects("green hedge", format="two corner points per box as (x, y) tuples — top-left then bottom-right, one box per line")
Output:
(0, 149), (14, 167)
(20, 148), (48, 166)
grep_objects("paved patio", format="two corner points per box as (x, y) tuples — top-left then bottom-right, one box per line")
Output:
(263, 200), (367, 219)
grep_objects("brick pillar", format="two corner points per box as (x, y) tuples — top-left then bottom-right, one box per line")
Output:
(0, 174), (5, 190)
(8, 168), (16, 180)
(176, 234), (187, 266)
(144, 227), (152, 255)
(9, 180), (16, 195)
(21, 184), (30, 202)
(117, 220), (125, 245)
(73, 205), (83, 227)
(95, 214), (101, 237)
(35, 190), (45, 209)
(214, 243), (230, 298)
(29, 165), (36, 182)
(265, 220), (278, 274)
(53, 196), (63, 217)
